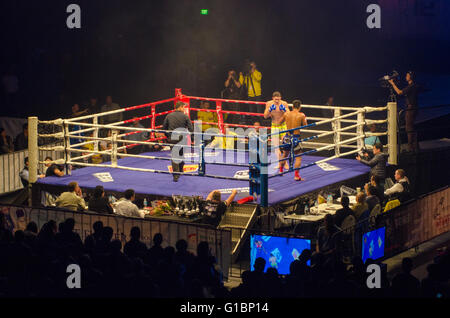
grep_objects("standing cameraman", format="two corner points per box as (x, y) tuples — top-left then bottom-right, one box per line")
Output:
(239, 60), (262, 114)
(388, 71), (419, 153)
(223, 70), (241, 123)
(224, 70), (242, 99)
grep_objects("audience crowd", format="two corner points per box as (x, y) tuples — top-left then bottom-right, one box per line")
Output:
(0, 214), (448, 298)
(0, 216), (228, 297)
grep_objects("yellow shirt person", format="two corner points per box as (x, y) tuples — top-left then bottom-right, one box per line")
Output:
(207, 129), (238, 150)
(239, 62), (262, 98)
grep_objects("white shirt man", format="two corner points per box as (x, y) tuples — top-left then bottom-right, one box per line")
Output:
(385, 169), (410, 197)
(114, 189), (145, 218)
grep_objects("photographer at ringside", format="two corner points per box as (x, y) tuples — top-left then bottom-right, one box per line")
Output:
(388, 71), (419, 153)
(222, 70), (241, 123)
(239, 60), (262, 113)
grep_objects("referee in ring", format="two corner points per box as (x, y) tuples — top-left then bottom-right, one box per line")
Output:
(163, 101), (194, 182)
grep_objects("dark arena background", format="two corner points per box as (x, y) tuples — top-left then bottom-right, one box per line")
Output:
(0, 0), (449, 306)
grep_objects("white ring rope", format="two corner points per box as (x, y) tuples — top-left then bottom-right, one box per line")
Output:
(35, 96), (394, 177)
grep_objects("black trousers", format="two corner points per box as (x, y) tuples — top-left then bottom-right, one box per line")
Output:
(405, 107), (418, 151)
(168, 139), (185, 177)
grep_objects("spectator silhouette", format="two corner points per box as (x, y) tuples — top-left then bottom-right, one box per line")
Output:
(55, 218), (83, 257)
(84, 221), (103, 255)
(391, 257), (420, 298)
(174, 239), (195, 271)
(145, 233), (164, 267)
(231, 270), (254, 297)
(124, 226), (147, 260)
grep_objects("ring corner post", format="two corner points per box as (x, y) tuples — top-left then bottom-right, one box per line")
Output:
(111, 130), (118, 168)
(216, 101), (225, 134)
(151, 104), (156, 140)
(260, 168), (268, 208)
(93, 115), (99, 152)
(357, 110), (365, 151)
(259, 133), (269, 208)
(28, 116), (38, 207)
(333, 108), (341, 157)
(387, 102), (398, 165)
(63, 120), (72, 175)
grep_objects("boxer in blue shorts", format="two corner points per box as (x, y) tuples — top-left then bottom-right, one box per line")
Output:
(279, 99), (307, 181)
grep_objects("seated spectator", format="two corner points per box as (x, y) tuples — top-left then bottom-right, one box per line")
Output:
(85, 96), (100, 114)
(316, 214), (339, 255)
(0, 127), (14, 154)
(334, 196), (354, 228)
(352, 192), (369, 220)
(356, 143), (388, 184)
(81, 132), (103, 164)
(203, 189), (237, 227)
(197, 101), (217, 132)
(365, 184), (380, 212)
(70, 103), (88, 118)
(55, 182), (86, 211)
(364, 124), (381, 147)
(114, 189), (145, 218)
(88, 186), (113, 214)
(370, 175), (385, 204)
(125, 120), (150, 154)
(384, 169), (411, 202)
(100, 96), (122, 125)
(149, 132), (167, 151)
(19, 157), (45, 187)
(14, 123), (28, 151)
(124, 226), (147, 259)
(206, 124), (238, 150)
(44, 157), (65, 177)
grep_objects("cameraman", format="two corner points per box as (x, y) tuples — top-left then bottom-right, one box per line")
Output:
(388, 71), (419, 153)
(224, 70), (241, 99)
(239, 60), (262, 113)
(223, 70), (241, 123)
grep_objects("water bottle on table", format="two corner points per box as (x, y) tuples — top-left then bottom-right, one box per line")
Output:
(143, 198), (148, 208)
(327, 194), (333, 206)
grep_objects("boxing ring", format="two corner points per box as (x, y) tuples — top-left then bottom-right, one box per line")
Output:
(28, 89), (398, 207)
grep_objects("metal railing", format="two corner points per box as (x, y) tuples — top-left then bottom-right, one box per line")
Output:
(0, 142), (64, 194)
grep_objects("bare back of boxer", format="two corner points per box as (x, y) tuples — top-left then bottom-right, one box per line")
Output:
(280, 99), (307, 181)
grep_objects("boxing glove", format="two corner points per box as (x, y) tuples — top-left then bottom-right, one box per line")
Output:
(279, 104), (286, 112)
(269, 104), (276, 112)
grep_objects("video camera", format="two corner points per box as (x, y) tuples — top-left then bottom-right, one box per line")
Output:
(379, 70), (399, 88)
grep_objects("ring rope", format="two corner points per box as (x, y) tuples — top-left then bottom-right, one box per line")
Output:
(269, 148), (361, 178)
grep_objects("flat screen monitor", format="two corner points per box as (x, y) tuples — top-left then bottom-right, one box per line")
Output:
(250, 234), (311, 275)
(362, 226), (386, 263)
